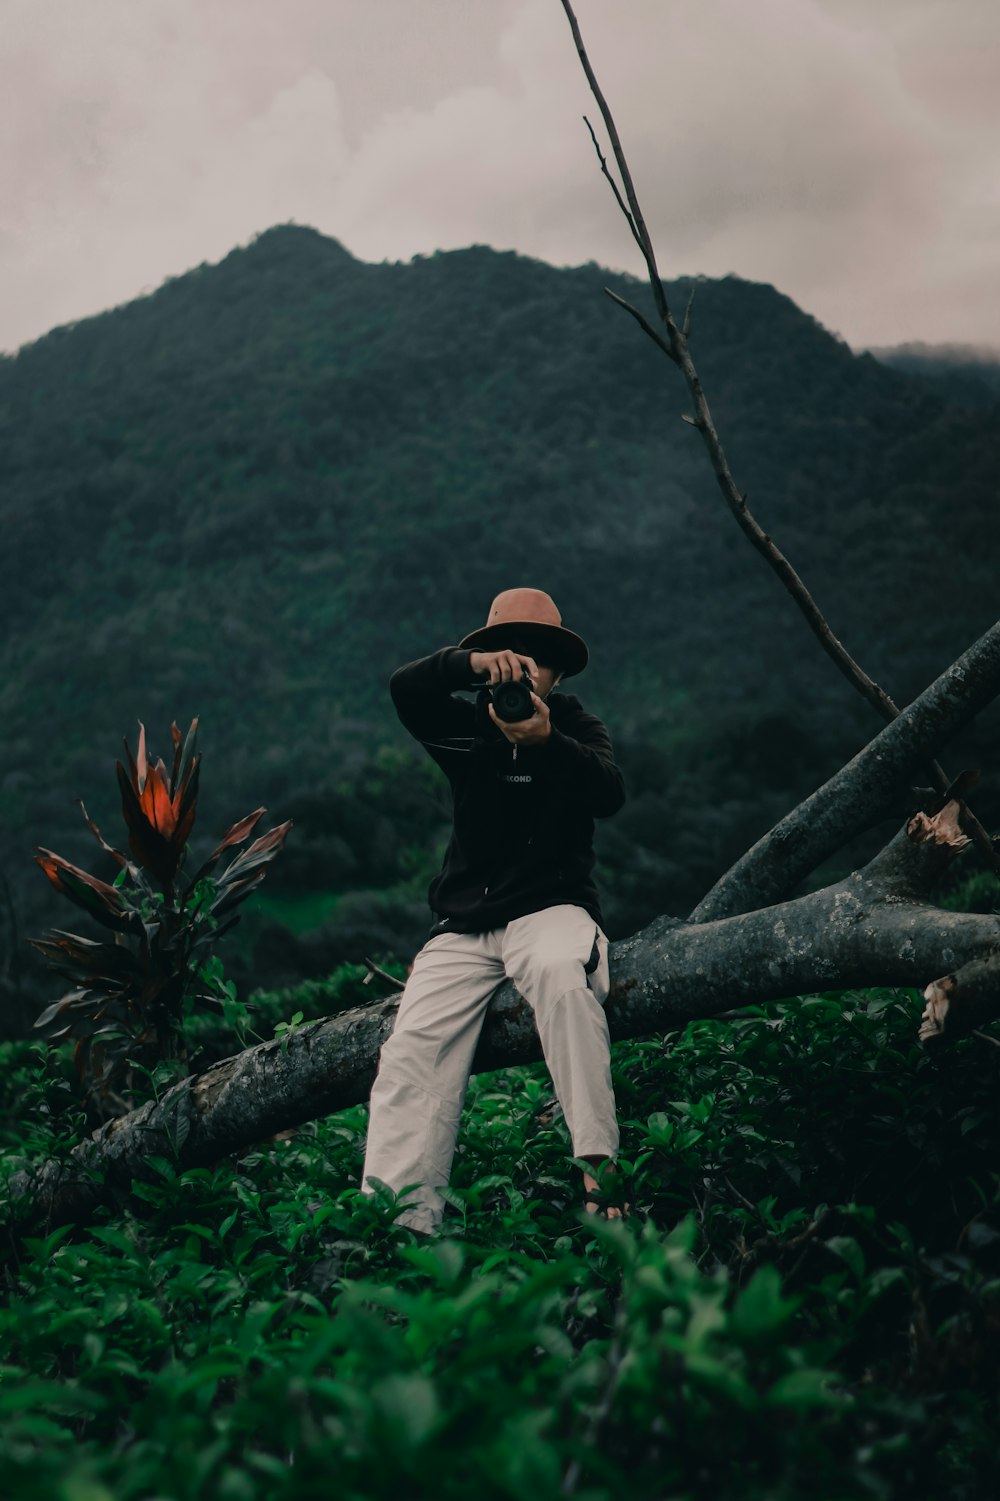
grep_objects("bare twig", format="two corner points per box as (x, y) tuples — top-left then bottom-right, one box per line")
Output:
(723, 1174), (758, 1215)
(603, 287), (674, 360)
(682, 279), (698, 338)
(362, 958), (405, 991)
(746, 1208), (832, 1266)
(558, 0), (1000, 884)
(561, 3), (669, 325)
(583, 116), (640, 248)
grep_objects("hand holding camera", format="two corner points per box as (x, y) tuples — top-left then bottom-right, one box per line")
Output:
(470, 648), (539, 724)
(469, 648), (551, 742)
(469, 648), (538, 687)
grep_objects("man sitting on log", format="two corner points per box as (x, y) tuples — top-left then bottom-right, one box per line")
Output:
(361, 586), (628, 1232)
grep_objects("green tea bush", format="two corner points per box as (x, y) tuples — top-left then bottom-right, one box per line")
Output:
(0, 1039), (84, 1164)
(937, 868), (1000, 915)
(184, 960), (408, 1063)
(2, 987), (1000, 1499)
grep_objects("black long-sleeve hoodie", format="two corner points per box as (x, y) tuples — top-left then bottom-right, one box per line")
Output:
(390, 647), (626, 938)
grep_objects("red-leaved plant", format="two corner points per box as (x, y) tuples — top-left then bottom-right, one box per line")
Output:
(32, 719), (291, 1114)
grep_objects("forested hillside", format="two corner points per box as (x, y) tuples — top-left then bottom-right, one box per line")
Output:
(871, 341), (1000, 408)
(1, 226), (998, 1022)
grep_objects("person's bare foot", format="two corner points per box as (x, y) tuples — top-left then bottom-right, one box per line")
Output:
(582, 1155), (629, 1219)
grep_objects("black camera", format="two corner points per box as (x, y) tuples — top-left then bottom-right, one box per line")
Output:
(490, 674), (537, 723)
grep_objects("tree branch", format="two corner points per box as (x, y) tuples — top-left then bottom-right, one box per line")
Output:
(919, 955), (1000, 1049)
(560, 1), (671, 329)
(690, 620), (1000, 921)
(603, 288), (674, 360)
(582, 115), (641, 250)
(558, 0), (893, 718)
(363, 957), (405, 991)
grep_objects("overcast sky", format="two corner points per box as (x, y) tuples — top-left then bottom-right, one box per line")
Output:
(3, 0), (998, 355)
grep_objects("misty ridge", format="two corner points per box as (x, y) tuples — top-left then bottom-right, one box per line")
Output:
(1, 222), (998, 1023)
(869, 341), (1000, 409)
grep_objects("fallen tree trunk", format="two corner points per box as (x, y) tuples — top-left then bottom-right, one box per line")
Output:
(11, 800), (997, 1230)
(690, 619), (1000, 922)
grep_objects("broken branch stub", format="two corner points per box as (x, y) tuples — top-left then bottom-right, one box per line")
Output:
(920, 958), (1000, 1049)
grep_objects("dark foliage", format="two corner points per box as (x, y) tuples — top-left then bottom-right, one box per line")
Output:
(4, 976), (1000, 1498)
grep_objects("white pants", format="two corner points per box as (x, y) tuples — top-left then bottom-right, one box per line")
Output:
(361, 903), (619, 1233)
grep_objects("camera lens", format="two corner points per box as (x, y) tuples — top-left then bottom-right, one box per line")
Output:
(491, 678), (534, 723)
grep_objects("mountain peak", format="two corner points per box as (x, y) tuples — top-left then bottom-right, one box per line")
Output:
(244, 224), (357, 262)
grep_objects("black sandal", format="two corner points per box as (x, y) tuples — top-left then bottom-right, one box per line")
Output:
(582, 1187), (630, 1220)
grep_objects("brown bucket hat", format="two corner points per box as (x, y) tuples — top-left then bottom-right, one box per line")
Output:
(459, 587), (589, 677)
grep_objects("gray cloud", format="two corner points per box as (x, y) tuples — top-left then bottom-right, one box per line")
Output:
(2, 0), (997, 353)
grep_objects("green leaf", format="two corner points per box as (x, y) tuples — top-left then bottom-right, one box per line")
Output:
(372, 1372), (439, 1447)
(0, 1380), (106, 1417)
(685, 1288), (728, 1346)
(766, 1368), (844, 1408)
(684, 1352), (757, 1408)
(825, 1235), (866, 1280)
(731, 1264), (802, 1341)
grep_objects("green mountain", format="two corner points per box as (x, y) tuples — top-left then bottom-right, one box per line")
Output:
(2, 226), (998, 1022)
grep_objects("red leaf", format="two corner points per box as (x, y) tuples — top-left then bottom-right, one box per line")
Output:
(35, 851), (64, 892)
(178, 717), (199, 786)
(220, 821), (293, 883)
(173, 756), (201, 833)
(123, 732), (140, 796)
(35, 849), (135, 933)
(149, 762), (177, 838)
(79, 799), (128, 869)
(169, 719), (199, 804)
(136, 722), (148, 795)
(212, 808), (266, 860)
(116, 762), (179, 884)
(139, 768), (157, 826)
(169, 721), (183, 795)
(175, 798), (198, 853)
(169, 756), (201, 860)
(35, 997), (73, 1029)
(34, 989), (94, 1031)
(212, 868), (268, 917)
(209, 821), (292, 916)
(32, 931), (141, 981)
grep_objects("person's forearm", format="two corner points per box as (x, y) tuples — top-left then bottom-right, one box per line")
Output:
(390, 648), (475, 702)
(389, 648), (476, 739)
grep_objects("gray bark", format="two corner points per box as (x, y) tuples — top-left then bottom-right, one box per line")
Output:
(11, 802), (997, 1230)
(690, 620), (1000, 922)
